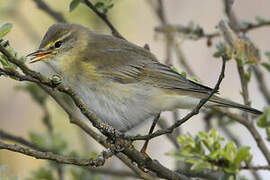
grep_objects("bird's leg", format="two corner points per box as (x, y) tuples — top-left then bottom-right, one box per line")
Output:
(140, 113), (160, 154)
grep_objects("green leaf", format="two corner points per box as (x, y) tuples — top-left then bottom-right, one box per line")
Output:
(222, 141), (237, 163)
(0, 23), (12, 38)
(190, 160), (212, 171)
(213, 50), (223, 58)
(171, 66), (179, 73)
(233, 146), (251, 166)
(0, 53), (17, 71)
(69, 0), (81, 12)
(208, 150), (221, 160)
(210, 129), (218, 141)
(190, 77), (198, 82)
(266, 127), (270, 141)
(262, 62), (270, 72)
(245, 153), (253, 165)
(223, 164), (238, 174)
(180, 71), (187, 78)
(257, 108), (270, 128)
(29, 131), (47, 149)
(246, 68), (252, 82)
(94, 2), (104, 9)
(27, 167), (53, 180)
(94, 0), (114, 14)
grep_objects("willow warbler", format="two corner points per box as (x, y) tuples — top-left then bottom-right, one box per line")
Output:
(27, 23), (262, 132)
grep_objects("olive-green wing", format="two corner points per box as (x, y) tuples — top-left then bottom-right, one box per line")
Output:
(88, 34), (213, 93)
(96, 51), (212, 94)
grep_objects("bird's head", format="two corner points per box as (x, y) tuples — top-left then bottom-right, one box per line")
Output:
(27, 23), (90, 73)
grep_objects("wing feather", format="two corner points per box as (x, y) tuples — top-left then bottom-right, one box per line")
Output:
(87, 34), (214, 93)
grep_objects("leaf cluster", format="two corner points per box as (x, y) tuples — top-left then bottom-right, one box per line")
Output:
(257, 108), (270, 141)
(69, 0), (114, 14)
(169, 129), (252, 175)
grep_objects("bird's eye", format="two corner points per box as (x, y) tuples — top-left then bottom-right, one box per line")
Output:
(54, 41), (63, 48)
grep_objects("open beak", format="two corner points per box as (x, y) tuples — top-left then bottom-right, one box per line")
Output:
(26, 49), (53, 64)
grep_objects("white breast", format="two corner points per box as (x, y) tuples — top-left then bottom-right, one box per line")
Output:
(67, 76), (159, 132)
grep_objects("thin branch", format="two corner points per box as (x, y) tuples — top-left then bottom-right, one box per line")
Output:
(83, 0), (125, 40)
(223, 0), (239, 32)
(222, 1), (251, 107)
(127, 55), (226, 141)
(0, 127), (146, 178)
(240, 20), (270, 33)
(0, 129), (50, 152)
(32, 0), (66, 22)
(0, 141), (107, 167)
(155, 24), (220, 41)
(157, 118), (180, 149)
(236, 59), (251, 106)
(155, 20), (270, 42)
(241, 165), (270, 171)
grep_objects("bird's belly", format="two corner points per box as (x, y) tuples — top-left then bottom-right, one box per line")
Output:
(71, 80), (159, 132)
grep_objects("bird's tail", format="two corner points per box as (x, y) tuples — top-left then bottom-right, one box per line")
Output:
(208, 95), (262, 115)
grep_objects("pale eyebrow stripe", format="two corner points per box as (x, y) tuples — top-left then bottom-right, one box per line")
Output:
(46, 31), (72, 48)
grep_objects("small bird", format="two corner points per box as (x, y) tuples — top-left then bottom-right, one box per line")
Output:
(27, 23), (262, 132)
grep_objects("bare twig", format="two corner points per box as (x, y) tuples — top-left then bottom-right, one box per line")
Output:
(0, 141), (107, 167)
(155, 20), (270, 42)
(0, 129), (143, 178)
(32, 0), (66, 22)
(127, 55), (226, 141)
(155, 24), (220, 42)
(83, 0), (125, 40)
(0, 129), (50, 152)
(241, 165), (270, 171)
(222, 2), (251, 107)
(240, 20), (270, 33)
(157, 118), (180, 149)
